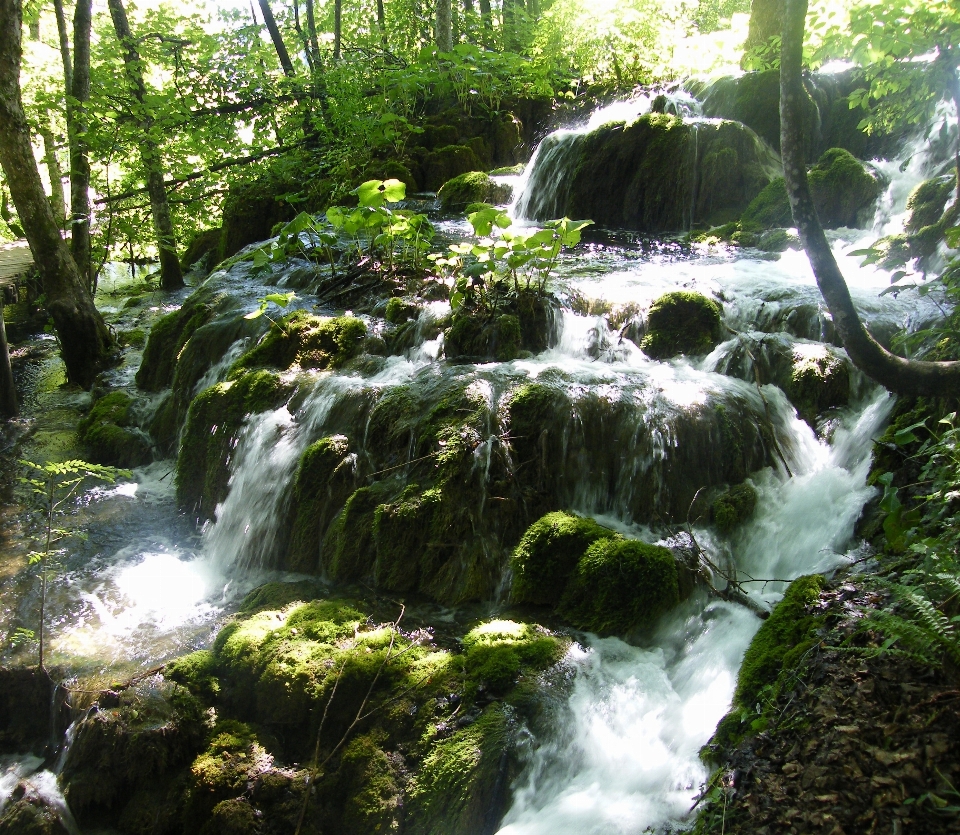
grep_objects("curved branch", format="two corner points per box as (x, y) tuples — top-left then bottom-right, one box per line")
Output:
(780, 0), (960, 397)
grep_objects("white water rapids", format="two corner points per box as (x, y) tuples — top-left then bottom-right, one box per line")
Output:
(1, 88), (954, 833)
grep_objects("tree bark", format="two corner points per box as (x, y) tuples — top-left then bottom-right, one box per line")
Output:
(334, 0), (342, 61)
(305, 0), (321, 61)
(108, 0), (184, 291)
(744, 0), (784, 67)
(0, 0), (115, 389)
(436, 0), (453, 52)
(0, 297), (17, 417)
(258, 0), (296, 76)
(376, 0), (388, 49)
(68, 0), (93, 291)
(479, 0), (491, 45)
(53, 0), (72, 90)
(39, 114), (66, 225)
(781, 0), (960, 397)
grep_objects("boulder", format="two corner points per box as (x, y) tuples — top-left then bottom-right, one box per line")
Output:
(640, 290), (724, 359)
(519, 114), (779, 232)
(437, 172), (513, 212)
(77, 391), (152, 468)
(422, 145), (486, 193)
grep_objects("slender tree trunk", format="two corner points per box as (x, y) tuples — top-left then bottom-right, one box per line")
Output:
(108, 0), (184, 291)
(39, 115), (66, 225)
(462, 0), (475, 42)
(781, 0), (960, 397)
(0, 296), (17, 417)
(479, 0), (491, 45)
(744, 0), (784, 68)
(436, 0), (452, 52)
(53, 0), (72, 88)
(69, 0), (93, 291)
(305, 0), (321, 61)
(334, 0), (342, 61)
(0, 0), (115, 388)
(258, 0), (297, 77)
(376, 0), (388, 49)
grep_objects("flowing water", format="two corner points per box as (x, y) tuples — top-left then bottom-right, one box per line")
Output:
(0, 87), (954, 832)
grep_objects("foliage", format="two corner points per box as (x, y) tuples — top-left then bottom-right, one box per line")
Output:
(432, 207), (591, 312)
(18, 459), (131, 669)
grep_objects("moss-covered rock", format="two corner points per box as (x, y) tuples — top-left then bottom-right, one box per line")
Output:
(444, 289), (556, 361)
(406, 705), (514, 835)
(219, 178), (297, 260)
(741, 148), (880, 233)
(422, 145), (486, 193)
(462, 620), (566, 695)
(0, 796), (70, 835)
(231, 310), (366, 375)
(181, 227), (223, 274)
(905, 175), (955, 235)
(166, 650), (221, 703)
(437, 171), (512, 212)
(337, 734), (403, 835)
(61, 682), (207, 818)
(786, 343), (850, 424)
(510, 511), (619, 606)
(524, 114), (777, 232)
(640, 291), (724, 359)
(711, 483), (758, 532)
(77, 391), (152, 468)
(136, 287), (220, 392)
(0, 667), (52, 752)
(707, 574), (825, 758)
(286, 435), (357, 574)
(558, 538), (680, 635)
(176, 370), (289, 518)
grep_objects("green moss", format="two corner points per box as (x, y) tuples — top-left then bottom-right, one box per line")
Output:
(559, 538), (679, 635)
(323, 482), (400, 581)
(287, 435), (354, 573)
(787, 344), (850, 424)
(494, 314), (521, 361)
(77, 392), (152, 468)
(230, 310), (366, 375)
(337, 735), (402, 835)
(165, 650), (221, 703)
(906, 175), (954, 235)
(406, 706), (512, 835)
(504, 382), (569, 484)
(640, 291), (723, 359)
(711, 483), (758, 532)
(511, 511), (619, 606)
(462, 620), (565, 694)
(200, 798), (259, 835)
(422, 145), (485, 192)
(176, 370), (287, 518)
(807, 147), (881, 229)
(385, 296), (418, 324)
(372, 486), (443, 592)
(136, 289), (217, 392)
(119, 328), (147, 348)
(740, 574), (823, 690)
(739, 177), (791, 232)
(438, 171), (494, 212)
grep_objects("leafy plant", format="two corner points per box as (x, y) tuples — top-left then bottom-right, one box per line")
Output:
(431, 207), (591, 312)
(19, 459), (131, 671)
(244, 291), (298, 330)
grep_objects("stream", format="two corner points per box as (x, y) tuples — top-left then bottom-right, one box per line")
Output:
(0, 87), (952, 833)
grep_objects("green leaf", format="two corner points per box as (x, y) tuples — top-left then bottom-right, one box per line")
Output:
(381, 179), (406, 202)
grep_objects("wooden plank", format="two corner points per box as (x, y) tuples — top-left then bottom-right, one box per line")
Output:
(0, 241), (34, 287)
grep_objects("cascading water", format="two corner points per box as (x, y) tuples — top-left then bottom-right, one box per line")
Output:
(1, 83), (955, 835)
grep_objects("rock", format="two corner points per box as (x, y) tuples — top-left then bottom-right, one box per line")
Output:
(77, 391), (152, 468)
(906, 175), (955, 235)
(378, 158), (420, 194)
(510, 511), (620, 606)
(437, 172), (513, 212)
(741, 148), (881, 232)
(711, 483), (758, 531)
(176, 370), (290, 519)
(422, 145), (486, 193)
(443, 288), (557, 361)
(0, 667), (53, 752)
(519, 113), (779, 232)
(181, 227), (223, 275)
(558, 538), (680, 635)
(219, 178), (297, 260)
(0, 794), (70, 835)
(230, 311), (366, 375)
(640, 290), (724, 359)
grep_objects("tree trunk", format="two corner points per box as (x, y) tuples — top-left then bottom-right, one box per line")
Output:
(305, 0), (321, 64)
(69, 0), (93, 292)
(39, 114), (65, 225)
(108, 0), (184, 291)
(53, 0), (72, 90)
(479, 0), (491, 45)
(376, 0), (388, 49)
(334, 0), (342, 61)
(436, 0), (452, 52)
(0, 297), (17, 417)
(780, 0), (960, 397)
(257, 0), (297, 77)
(0, 0), (115, 389)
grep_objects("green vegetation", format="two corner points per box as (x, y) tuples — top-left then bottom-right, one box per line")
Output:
(437, 171), (512, 212)
(640, 291), (724, 359)
(711, 483), (758, 531)
(76, 391), (152, 468)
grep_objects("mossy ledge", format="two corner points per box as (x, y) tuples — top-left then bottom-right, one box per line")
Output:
(77, 391), (152, 468)
(640, 290), (724, 360)
(55, 582), (569, 834)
